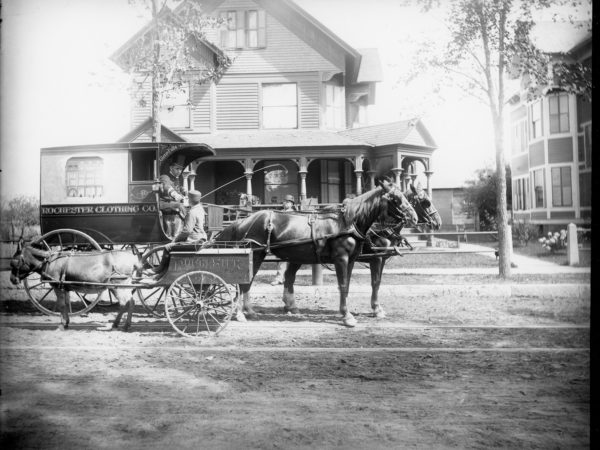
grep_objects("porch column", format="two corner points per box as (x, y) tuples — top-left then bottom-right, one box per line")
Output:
(424, 170), (434, 199)
(402, 172), (412, 191)
(245, 170), (253, 197)
(187, 172), (196, 192)
(391, 168), (403, 186)
(299, 170), (307, 201)
(182, 169), (190, 196)
(367, 170), (376, 190)
(354, 170), (363, 195)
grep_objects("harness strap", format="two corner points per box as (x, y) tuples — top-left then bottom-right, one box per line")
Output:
(308, 213), (323, 265)
(265, 210), (274, 254)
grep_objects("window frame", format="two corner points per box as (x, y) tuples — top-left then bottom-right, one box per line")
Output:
(219, 9), (266, 49)
(548, 92), (570, 134)
(324, 82), (345, 129)
(159, 82), (191, 129)
(551, 166), (572, 207)
(65, 156), (104, 199)
(261, 82), (298, 129)
(532, 168), (545, 209)
(530, 100), (543, 140)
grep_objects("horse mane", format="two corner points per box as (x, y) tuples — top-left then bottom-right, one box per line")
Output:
(341, 187), (384, 229)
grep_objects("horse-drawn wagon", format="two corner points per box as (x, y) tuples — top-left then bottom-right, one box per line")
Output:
(10, 141), (441, 338)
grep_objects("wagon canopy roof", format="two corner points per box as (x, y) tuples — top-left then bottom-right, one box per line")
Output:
(41, 142), (216, 170)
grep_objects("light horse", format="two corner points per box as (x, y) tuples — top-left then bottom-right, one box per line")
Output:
(10, 242), (142, 331)
(362, 183), (442, 318)
(213, 178), (418, 327)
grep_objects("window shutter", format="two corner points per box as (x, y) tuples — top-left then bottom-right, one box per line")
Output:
(258, 10), (266, 47)
(236, 11), (245, 48)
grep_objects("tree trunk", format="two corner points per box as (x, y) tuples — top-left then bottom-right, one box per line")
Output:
(493, 114), (511, 278)
(151, 0), (161, 142)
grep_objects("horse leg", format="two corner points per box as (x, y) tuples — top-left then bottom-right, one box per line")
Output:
(369, 258), (386, 319)
(121, 289), (135, 332)
(235, 285), (258, 322)
(282, 262), (302, 314)
(334, 259), (357, 327)
(55, 289), (69, 331)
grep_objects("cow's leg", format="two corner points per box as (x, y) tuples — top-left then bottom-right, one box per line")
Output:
(282, 262), (302, 314)
(369, 258), (386, 319)
(55, 289), (70, 331)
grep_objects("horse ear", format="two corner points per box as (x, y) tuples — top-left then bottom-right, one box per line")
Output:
(410, 184), (418, 195)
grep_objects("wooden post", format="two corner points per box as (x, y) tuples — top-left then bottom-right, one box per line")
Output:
(311, 264), (323, 285)
(567, 223), (579, 266)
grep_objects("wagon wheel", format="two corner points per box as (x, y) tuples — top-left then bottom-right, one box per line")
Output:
(23, 229), (104, 316)
(165, 271), (235, 338)
(134, 245), (168, 317)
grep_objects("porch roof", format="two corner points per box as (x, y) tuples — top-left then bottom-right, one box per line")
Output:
(187, 129), (372, 149)
(339, 119), (437, 149)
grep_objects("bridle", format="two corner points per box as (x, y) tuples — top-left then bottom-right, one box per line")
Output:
(382, 189), (414, 229)
(408, 191), (439, 230)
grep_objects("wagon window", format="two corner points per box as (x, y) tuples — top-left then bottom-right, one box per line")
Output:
(65, 157), (104, 198)
(131, 149), (156, 181)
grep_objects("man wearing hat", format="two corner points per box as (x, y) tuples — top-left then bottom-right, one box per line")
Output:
(172, 190), (207, 243)
(158, 155), (187, 236)
(271, 193), (297, 285)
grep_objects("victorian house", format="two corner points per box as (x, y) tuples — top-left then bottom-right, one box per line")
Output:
(111, 0), (438, 208)
(509, 22), (592, 233)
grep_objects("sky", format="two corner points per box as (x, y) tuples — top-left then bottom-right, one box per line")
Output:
(0, 0), (590, 199)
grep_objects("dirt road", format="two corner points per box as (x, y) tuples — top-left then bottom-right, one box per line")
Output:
(0, 287), (590, 449)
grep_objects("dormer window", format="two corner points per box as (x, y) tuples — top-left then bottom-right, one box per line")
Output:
(219, 10), (266, 49)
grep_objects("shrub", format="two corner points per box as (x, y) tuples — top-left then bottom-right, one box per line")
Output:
(538, 230), (567, 252)
(512, 220), (539, 246)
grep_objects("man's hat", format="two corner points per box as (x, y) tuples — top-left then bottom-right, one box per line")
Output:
(170, 154), (186, 169)
(188, 190), (202, 202)
(284, 194), (295, 203)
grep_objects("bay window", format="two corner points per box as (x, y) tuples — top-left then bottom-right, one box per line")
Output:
(532, 168), (545, 208)
(549, 93), (570, 134)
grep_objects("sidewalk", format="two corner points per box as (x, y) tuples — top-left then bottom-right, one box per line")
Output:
(258, 242), (590, 277)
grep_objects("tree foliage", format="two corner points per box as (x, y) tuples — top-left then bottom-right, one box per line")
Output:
(0, 196), (40, 241)
(121, 0), (233, 141)
(462, 167), (511, 231)
(412, 0), (591, 277)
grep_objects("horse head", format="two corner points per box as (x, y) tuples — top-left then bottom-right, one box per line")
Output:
(377, 178), (418, 228)
(9, 241), (50, 285)
(406, 184), (442, 231)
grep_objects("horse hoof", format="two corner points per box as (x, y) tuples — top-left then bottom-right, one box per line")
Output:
(374, 310), (386, 319)
(343, 316), (357, 327)
(235, 311), (247, 322)
(244, 311), (258, 320)
(283, 305), (299, 314)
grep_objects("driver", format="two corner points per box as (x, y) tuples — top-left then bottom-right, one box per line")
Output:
(158, 155), (187, 236)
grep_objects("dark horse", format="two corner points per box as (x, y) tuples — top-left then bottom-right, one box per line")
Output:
(213, 179), (418, 327)
(10, 242), (142, 331)
(361, 184), (442, 318)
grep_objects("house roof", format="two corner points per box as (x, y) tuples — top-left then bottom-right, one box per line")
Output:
(339, 119), (437, 149)
(117, 119), (372, 149)
(110, 6), (226, 70)
(531, 21), (591, 54)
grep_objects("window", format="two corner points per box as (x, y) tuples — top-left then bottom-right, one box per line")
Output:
(160, 85), (190, 128)
(262, 83), (297, 129)
(581, 124), (592, 168)
(320, 160), (353, 203)
(551, 166), (572, 207)
(532, 168), (545, 208)
(511, 121), (527, 155)
(219, 10), (266, 49)
(66, 157), (103, 198)
(579, 172), (591, 207)
(264, 160), (297, 203)
(549, 93), (569, 134)
(513, 177), (530, 211)
(530, 100), (542, 139)
(131, 149), (156, 182)
(325, 83), (345, 129)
